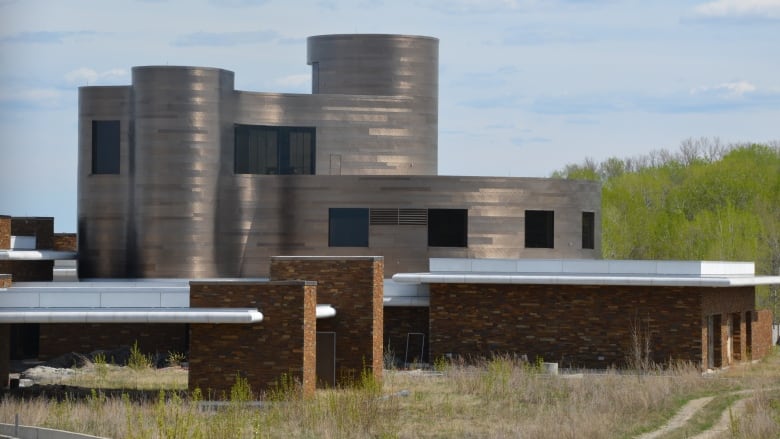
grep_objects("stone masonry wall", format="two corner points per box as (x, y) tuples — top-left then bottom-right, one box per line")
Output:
(430, 284), (704, 368)
(0, 274), (11, 288)
(700, 287), (755, 368)
(270, 257), (383, 385)
(39, 324), (188, 360)
(11, 217), (53, 249)
(752, 309), (774, 360)
(0, 216), (10, 249)
(53, 233), (78, 251)
(189, 281), (317, 399)
(383, 307), (429, 366)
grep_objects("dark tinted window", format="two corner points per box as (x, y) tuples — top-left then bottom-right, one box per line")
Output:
(329, 208), (369, 247)
(92, 120), (120, 174)
(428, 209), (468, 247)
(235, 125), (315, 175)
(525, 210), (554, 248)
(582, 211), (595, 249)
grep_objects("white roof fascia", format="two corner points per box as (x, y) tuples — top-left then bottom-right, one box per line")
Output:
(0, 308), (263, 324)
(391, 273), (780, 287)
(0, 250), (78, 260)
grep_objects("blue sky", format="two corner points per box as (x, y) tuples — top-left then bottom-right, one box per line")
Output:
(1, 0), (779, 232)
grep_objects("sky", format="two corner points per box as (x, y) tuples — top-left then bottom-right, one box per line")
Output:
(1, 0), (779, 232)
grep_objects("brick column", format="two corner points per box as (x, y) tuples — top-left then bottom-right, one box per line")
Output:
(189, 280), (317, 399)
(270, 256), (384, 386)
(0, 216), (10, 249)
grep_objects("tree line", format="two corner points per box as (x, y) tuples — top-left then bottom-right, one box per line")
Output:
(552, 138), (780, 312)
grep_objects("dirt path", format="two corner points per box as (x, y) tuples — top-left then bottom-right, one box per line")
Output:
(687, 397), (748, 439)
(635, 396), (714, 439)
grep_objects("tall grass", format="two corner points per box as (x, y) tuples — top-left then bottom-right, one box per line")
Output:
(2, 352), (779, 438)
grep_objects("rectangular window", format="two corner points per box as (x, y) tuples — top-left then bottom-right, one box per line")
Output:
(525, 210), (554, 248)
(92, 120), (120, 174)
(582, 211), (595, 249)
(428, 209), (468, 247)
(329, 208), (369, 247)
(234, 125), (315, 175)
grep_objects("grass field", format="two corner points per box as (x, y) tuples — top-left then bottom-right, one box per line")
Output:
(2, 351), (779, 438)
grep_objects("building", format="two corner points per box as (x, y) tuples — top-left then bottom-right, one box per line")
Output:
(77, 34), (601, 280)
(1, 34), (777, 395)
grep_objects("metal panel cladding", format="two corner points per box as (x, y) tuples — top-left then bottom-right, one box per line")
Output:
(77, 86), (132, 277)
(307, 34), (438, 175)
(131, 66), (235, 277)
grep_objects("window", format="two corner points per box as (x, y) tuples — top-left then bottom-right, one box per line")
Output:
(235, 125), (315, 175)
(312, 62), (319, 94)
(92, 120), (120, 174)
(582, 211), (595, 249)
(428, 209), (468, 247)
(525, 210), (554, 248)
(329, 208), (369, 247)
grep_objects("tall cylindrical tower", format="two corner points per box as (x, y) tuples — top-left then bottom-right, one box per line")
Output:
(130, 66), (234, 277)
(307, 34), (439, 175)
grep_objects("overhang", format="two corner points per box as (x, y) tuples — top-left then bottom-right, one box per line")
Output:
(0, 308), (263, 324)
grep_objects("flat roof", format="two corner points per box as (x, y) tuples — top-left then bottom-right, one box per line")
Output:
(391, 258), (780, 287)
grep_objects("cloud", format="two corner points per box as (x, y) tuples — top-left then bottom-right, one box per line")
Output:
(275, 74), (311, 88)
(65, 68), (128, 86)
(690, 80), (757, 98)
(0, 87), (68, 110)
(172, 30), (278, 46)
(208, 0), (270, 6)
(0, 30), (98, 44)
(691, 0), (780, 22)
(529, 83), (780, 115)
(422, 0), (524, 14)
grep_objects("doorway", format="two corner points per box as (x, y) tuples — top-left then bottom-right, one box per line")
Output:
(316, 332), (336, 387)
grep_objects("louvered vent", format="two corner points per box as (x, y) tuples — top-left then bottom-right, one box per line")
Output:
(370, 208), (428, 225)
(370, 209), (399, 225)
(399, 209), (427, 225)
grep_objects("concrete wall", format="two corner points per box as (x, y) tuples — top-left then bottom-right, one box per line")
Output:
(270, 256), (383, 385)
(189, 281), (316, 398)
(429, 284), (706, 368)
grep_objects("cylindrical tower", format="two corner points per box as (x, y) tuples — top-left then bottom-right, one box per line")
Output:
(77, 86), (132, 277)
(307, 34), (439, 175)
(130, 66), (234, 277)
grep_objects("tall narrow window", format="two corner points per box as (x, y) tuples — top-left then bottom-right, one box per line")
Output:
(92, 120), (120, 174)
(428, 209), (468, 247)
(525, 210), (554, 248)
(234, 125), (315, 175)
(329, 208), (369, 247)
(312, 62), (320, 94)
(582, 211), (595, 249)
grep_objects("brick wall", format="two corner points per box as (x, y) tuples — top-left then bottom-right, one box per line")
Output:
(429, 284), (704, 368)
(700, 287), (755, 368)
(384, 307), (429, 366)
(11, 217), (53, 249)
(0, 274), (11, 288)
(189, 281), (317, 399)
(270, 256), (384, 385)
(0, 216), (10, 249)
(0, 261), (53, 282)
(39, 323), (188, 360)
(53, 233), (77, 251)
(0, 324), (9, 389)
(751, 309), (774, 360)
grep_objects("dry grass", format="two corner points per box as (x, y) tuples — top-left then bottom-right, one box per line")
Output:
(2, 352), (780, 438)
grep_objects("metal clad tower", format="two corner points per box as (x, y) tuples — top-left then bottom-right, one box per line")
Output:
(307, 34), (438, 175)
(131, 66), (234, 277)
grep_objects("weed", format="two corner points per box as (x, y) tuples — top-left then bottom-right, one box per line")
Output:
(128, 341), (152, 371)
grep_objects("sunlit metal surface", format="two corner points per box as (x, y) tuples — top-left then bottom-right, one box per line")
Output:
(77, 34), (601, 279)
